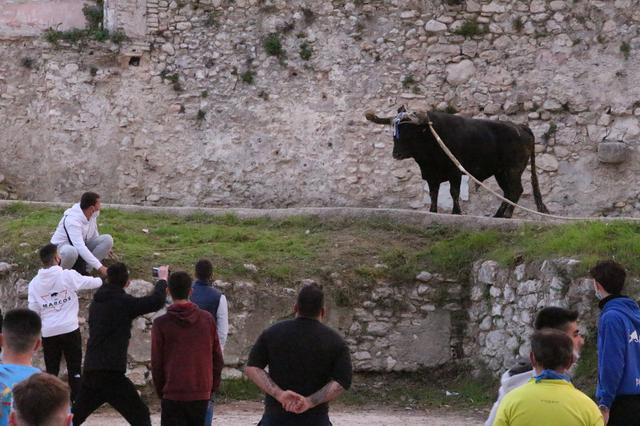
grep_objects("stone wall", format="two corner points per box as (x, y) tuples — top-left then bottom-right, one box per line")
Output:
(0, 0), (86, 38)
(2, 0), (640, 216)
(0, 260), (466, 387)
(0, 255), (622, 387)
(466, 258), (606, 373)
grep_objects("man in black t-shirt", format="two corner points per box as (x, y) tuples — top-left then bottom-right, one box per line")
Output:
(245, 283), (352, 426)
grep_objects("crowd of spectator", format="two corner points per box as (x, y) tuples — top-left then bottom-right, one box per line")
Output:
(0, 192), (637, 426)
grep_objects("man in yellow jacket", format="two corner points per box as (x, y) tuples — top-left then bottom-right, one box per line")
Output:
(494, 329), (603, 426)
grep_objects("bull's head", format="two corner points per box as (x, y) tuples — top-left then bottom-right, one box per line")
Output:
(365, 105), (425, 160)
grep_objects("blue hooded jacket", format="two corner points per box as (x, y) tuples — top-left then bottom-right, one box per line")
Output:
(596, 296), (640, 407)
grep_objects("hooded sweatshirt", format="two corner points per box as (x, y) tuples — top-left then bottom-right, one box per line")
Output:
(84, 280), (167, 373)
(151, 302), (223, 401)
(596, 296), (640, 408)
(28, 265), (102, 338)
(51, 203), (103, 270)
(485, 361), (534, 426)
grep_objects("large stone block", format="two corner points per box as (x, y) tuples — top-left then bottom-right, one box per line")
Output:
(388, 311), (451, 369)
(597, 141), (628, 164)
(446, 60), (476, 86)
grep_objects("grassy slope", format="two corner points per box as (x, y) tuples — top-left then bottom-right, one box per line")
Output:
(4, 203), (640, 283)
(2, 204), (638, 409)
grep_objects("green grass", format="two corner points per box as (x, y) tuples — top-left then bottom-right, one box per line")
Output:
(218, 371), (494, 410)
(4, 204), (640, 287)
(217, 379), (263, 402)
(573, 329), (598, 397)
(340, 370), (495, 409)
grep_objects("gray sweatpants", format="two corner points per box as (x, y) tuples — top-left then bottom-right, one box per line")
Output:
(58, 234), (113, 270)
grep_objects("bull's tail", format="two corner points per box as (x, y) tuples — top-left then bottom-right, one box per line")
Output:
(525, 126), (549, 214)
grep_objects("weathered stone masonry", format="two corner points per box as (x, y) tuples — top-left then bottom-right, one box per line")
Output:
(2, 0), (640, 216)
(0, 256), (621, 388)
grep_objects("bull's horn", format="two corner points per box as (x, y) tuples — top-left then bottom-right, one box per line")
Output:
(364, 110), (392, 125)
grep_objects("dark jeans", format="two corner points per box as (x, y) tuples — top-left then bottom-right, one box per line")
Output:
(72, 370), (151, 426)
(42, 328), (82, 402)
(258, 413), (332, 426)
(161, 399), (208, 426)
(609, 394), (640, 426)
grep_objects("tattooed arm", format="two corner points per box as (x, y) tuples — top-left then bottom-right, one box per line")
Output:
(244, 366), (304, 407)
(287, 380), (345, 414)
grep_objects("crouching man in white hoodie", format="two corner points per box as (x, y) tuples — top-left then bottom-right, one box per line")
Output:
(51, 192), (112, 277)
(28, 243), (104, 403)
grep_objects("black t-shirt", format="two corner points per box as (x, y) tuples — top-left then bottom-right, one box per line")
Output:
(247, 317), (352, 424)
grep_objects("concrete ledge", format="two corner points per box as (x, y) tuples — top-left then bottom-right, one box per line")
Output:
(0, 200), (575, 230)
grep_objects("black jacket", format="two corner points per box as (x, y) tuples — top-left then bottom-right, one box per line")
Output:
(83, 280), (167, 373)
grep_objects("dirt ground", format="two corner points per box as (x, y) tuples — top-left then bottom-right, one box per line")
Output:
(82, 401), (487, 425)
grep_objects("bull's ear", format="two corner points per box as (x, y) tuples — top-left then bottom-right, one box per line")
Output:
(398, 105), (407, 113)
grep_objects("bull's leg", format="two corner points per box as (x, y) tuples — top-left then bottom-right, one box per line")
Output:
(449, 175), (462, 215)
(494, 172), (524, 218)
(427, 181), (440, 213)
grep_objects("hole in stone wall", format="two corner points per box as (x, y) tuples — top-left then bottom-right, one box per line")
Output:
(129, 56), (141, 66)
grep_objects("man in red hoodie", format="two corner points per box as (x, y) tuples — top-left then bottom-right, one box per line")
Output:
(151, 271), (224, 426)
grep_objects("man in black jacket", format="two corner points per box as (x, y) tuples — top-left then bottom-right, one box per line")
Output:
(72, 263), (168, 426)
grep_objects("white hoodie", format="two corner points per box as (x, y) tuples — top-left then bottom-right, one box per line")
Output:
(28, 266), (103, 338)
(485, 369), (533, 426)
(51, 203), (102, 270)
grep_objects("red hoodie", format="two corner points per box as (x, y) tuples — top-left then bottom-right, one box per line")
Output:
(151, 302), (224, 401)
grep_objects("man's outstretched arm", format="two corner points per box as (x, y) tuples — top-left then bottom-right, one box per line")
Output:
(244, 366), (303, 407)
(285, 380), (345, 414)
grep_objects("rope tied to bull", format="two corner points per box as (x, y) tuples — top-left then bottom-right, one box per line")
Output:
(423, 113), (633, 222)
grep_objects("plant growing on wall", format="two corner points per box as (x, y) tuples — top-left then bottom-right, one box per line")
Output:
(204, 11), (219, 27)
(20, 57), (35, 69)
(241, 70), (255, 84)
(264, 33), (284, 57)
(454, 19), (487, 38)
(543, 122), (558, 142)
(299, 41), (313, 60)
(620, 41), (631, 60)
(43, 0), (128, 46)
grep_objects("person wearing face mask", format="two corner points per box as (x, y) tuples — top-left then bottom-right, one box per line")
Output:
(590, 260), (640, 426)
(27, 243), (103, 403)
(485, 307), (585, 426)
(51, 192), (112, 277)
(493, 329), (603, 426)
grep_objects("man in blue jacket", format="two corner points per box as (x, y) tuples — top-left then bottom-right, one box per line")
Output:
(591, 260), (640, 425)
(190, 259), (228, 426)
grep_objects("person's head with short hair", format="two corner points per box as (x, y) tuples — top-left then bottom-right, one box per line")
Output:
(168, 271), (192, 301)
(530, 329), (574, 373)
(39, 243), (60, 267)
(295, 283), (324, 319)
(107, 263), (129, 288)
(195, 259), (213, 282)
(9, 373), (72, 426)
(0, 309), (41, 357)
(590, 260), (626, 296)
(535, 307), (583, 354)
(79, 192), (100, 211)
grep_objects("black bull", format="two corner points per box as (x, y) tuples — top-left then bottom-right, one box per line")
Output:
(365, 109), (548, 218)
